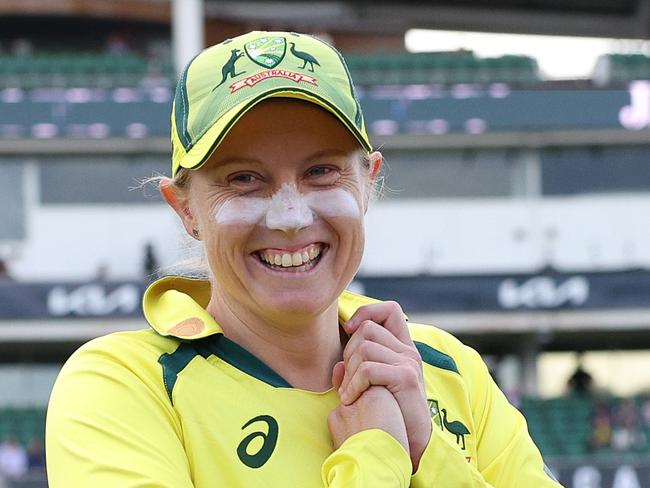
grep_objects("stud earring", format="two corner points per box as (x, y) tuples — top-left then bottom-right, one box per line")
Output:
(192, 228), (200, 239)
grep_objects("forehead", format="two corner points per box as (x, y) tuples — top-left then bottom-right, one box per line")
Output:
(202, 98), (362, 168)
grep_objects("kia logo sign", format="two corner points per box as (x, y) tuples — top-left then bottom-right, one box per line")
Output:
(620, 80), (650, 130)
(47, 284), (141, 316)
(498, 276), (589, 309)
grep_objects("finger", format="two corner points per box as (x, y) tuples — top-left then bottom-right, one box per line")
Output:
(339, 361), (390, 405)
(343, 320), (415, 364)
(340, 340), (405, 393)
(331, 361), (345, 390)
(344, 302), (412, 346)
(340, 361), (418, 405)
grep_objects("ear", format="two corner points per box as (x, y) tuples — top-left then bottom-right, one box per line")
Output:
(363, 151), (383, 213)
(368, 150), (383, 183)
(159, 177), (200, 240)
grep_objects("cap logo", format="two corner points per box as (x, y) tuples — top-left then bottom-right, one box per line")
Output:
(212, 48), (246, 91)
(288, 41), (321, 72)
(229, 69), (317, 93)
(245, 36), (286, 68)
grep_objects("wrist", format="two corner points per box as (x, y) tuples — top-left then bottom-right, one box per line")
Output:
(410, 421), (432, 472)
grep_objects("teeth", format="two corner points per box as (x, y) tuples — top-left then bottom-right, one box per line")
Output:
(259, 244), (323, 268)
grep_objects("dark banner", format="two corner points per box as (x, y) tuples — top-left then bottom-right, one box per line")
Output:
(354, 269), (650, 313)
(0, 281), (146, 320)
(1, 270), (650, 320)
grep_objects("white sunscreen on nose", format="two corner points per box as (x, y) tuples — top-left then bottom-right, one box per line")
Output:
(265, 183), (313, 231)
(214, 184), (361, 229)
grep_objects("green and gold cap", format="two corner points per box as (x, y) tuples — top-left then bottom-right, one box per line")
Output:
(170, 31), (372, 176)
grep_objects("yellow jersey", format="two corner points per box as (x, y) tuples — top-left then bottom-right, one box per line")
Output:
(46, 276), (562, 487)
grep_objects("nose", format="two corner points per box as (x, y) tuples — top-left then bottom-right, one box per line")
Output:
(265, 183), (314, 232)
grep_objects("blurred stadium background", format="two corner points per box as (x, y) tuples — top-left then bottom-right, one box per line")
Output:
(1, 0), (650, 486)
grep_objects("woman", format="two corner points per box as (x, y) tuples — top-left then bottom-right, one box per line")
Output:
(46, 31), (563, 487)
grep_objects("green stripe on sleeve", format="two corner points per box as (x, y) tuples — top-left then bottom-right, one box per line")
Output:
(414, 341), (460, 375)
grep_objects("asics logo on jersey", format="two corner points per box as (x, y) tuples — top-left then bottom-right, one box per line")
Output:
(237, 415), (279, 468)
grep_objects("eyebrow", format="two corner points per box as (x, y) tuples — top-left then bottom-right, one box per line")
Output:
(304, 149), (356, 162)
(207, 149), (356, 172)
(204, 158), (262, 174)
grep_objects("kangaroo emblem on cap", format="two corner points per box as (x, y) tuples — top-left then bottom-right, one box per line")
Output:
(213, 49), (246, 91)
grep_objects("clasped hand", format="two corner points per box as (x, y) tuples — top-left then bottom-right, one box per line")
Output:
(328, 302), (432, 471)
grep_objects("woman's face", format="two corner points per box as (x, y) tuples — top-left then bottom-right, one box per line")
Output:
(180, 99), (381, 323)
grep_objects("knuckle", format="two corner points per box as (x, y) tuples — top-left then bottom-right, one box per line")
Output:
(358, 361), (373, 377)
(356, 304), (373, 317)
(401, 366), (420, 388)
(358, 340), (372, 359)
(358, 320), (376, 337)
(386, 301), (403, 314)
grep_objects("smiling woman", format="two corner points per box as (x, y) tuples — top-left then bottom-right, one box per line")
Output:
(45, 31), (564, 488)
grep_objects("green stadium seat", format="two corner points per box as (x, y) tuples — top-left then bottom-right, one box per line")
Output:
(0, 50), (162, 88)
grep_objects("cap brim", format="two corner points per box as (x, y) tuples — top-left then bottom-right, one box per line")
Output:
(174, 88), (372, 175)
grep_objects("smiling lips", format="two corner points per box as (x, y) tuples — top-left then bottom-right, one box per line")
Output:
(257, 243), (324, 269)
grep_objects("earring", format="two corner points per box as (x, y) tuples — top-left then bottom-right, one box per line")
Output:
(192, 228), (200, 239)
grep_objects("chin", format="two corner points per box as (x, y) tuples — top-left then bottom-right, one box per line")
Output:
(254, 287), (338, 320)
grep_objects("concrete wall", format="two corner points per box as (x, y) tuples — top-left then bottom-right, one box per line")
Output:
(10, 194), (650, 281)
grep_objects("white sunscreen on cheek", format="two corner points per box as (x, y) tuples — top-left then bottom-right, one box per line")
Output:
(303, 188), (361, 219)
(213, 185), (361, 229)
(214, 197), (269, 226)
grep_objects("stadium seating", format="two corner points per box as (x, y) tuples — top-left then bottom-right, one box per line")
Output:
(345, 51), (540, 86)
(0, 52), (173, 89)
(521, 395), (650, 460)
(593, 53), (650, 86)
(0, 50), (539, 89)
(0, 408), (45, 446)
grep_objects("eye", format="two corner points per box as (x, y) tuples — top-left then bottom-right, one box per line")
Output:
(230, 173), (258, 183)
(306, 166), (331, 177)
(306, 165), (339, 179)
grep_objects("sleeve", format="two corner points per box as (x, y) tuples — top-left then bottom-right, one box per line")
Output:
(45, 335), (194, 488)
(321, 429), (412, 488)
(411, 347), (563, 488)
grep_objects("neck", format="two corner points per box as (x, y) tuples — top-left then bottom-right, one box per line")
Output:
(206, 294), (343, 392)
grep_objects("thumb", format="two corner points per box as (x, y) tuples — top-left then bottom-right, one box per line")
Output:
(331, 361), (345, 390)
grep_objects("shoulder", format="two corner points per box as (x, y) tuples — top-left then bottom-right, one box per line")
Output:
(67, 327), (180, 366)
(54, 328), (183, 394)
(408, 321), (487, 379)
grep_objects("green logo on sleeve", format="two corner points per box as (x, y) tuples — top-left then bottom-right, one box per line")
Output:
(441, 408), (471, 450)
(428, 398), (443, 430)
(245, 37), (286, 68)
(237, 415), (279, 469)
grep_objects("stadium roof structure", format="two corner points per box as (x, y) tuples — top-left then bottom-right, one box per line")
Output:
(3, 0), (649, 40)
(205, 0), (650, 39)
